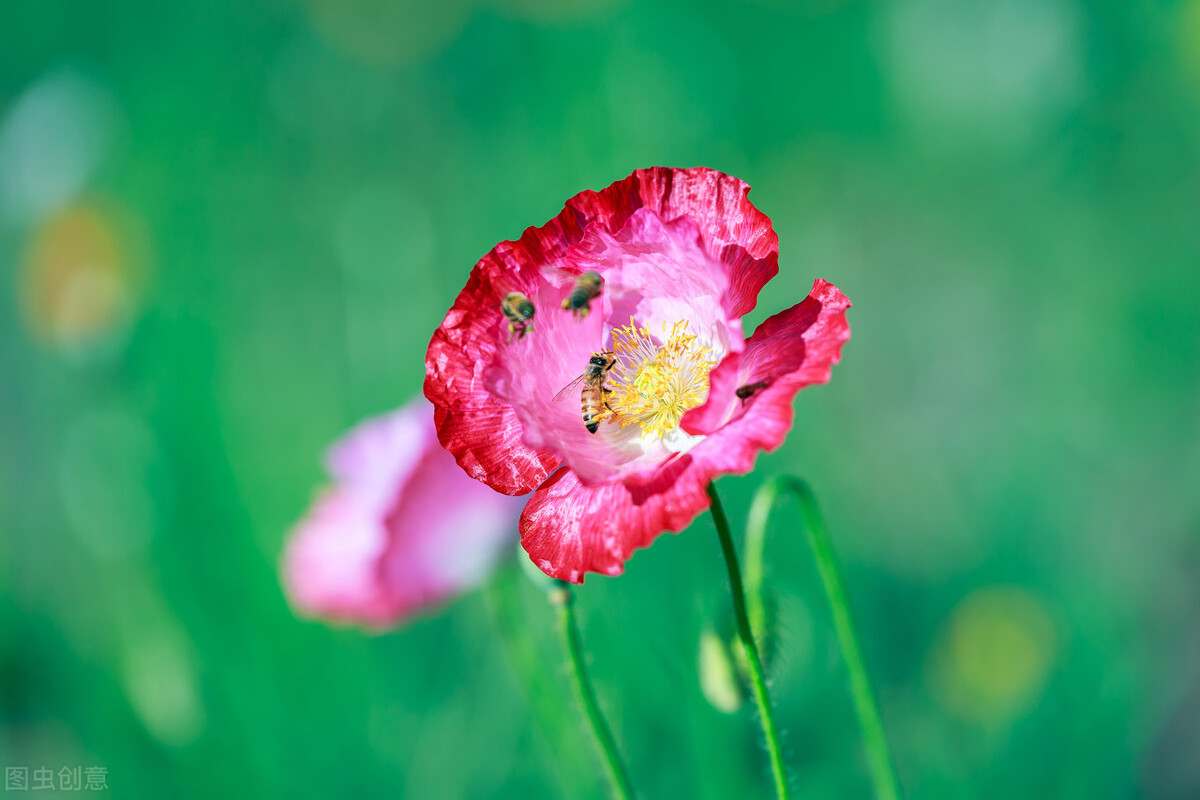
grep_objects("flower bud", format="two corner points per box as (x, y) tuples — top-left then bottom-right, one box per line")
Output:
(698, 625), (744, 714)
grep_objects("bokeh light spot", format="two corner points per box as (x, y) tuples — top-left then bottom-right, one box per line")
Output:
(929, 586), (1057, 723)
(885, 0), (1082, 148)
(302, 0), (473, 69)
(0, 67), (118, 226)
(19, 202), (145, 354)
(122, 631), (205, 747)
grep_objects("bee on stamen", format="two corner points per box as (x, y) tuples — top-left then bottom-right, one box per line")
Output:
(500, 292), (536, 341)
(562, 271), (603, 320)
(735, 381), (769, 405)
(553, 351), (617, 433)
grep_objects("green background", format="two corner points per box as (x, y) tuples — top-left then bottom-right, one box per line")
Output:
(2, 0), (1198, 797)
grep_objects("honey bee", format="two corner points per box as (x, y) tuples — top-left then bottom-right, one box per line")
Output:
(553, 351), (617, 433)
(500, 292), (536, 340)
(562, 271), (604, 319)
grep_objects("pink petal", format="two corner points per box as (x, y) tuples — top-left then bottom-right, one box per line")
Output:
(627, 167), (779, 318)
(283, 398), (522, 626)
(682, 278), (852, 438)
(325, 402), (429, 505)
(519, 462), (712, 583)
(425, 167), (779, 495)
(490, 209), (745, 486)
(284, 489), (395, 624)
(426, 268), (562, 496)
(524, 279), (851, 583)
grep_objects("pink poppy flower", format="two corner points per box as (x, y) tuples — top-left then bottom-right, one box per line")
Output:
(283, 398), (520, 627)
(425, 167), (851, 583)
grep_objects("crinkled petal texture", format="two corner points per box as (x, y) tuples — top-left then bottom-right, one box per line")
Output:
(425, 167), (850, 583)
(283, 398), (521, 626)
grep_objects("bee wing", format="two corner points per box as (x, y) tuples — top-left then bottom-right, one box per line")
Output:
(552, 373), (587, 403)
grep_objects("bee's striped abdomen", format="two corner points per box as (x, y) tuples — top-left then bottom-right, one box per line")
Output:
(581, 384), (603, 434)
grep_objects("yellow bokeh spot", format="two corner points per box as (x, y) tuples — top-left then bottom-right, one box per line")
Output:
(19, 202), (144, 351)
(929, 586), (1057, 723)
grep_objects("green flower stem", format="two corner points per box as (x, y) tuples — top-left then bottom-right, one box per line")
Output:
(707, 483), (791, 800)
(549, 581), (635, 800)
(749, 476), (903, 800)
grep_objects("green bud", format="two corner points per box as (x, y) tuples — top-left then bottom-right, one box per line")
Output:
(698, 625), (744, 714)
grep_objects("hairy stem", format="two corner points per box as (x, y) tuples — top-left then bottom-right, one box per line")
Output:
(749, 476), (903, 800)
(550, 581), (635, 800)
(707, 483), (791, 800)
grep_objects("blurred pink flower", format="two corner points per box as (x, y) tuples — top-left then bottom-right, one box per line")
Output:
(283, 398), (520, 627)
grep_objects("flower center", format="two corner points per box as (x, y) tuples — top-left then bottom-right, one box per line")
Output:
(604, 320), (715, 438)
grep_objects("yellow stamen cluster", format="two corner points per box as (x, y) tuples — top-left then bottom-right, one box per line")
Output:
(603, 320), (715, 438)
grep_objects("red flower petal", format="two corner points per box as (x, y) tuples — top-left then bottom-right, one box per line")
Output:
(520, 461), (712, 583)
(683, 278), (851, 437)
(619, 168), (779, 317)
(525, 279), (851, 583)
(425, 167), (779, 495)
(425, 267), (561, 495)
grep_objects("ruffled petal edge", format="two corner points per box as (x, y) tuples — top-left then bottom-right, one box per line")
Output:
(425, 167), (780, 494)
(522, 279), (851, 583)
